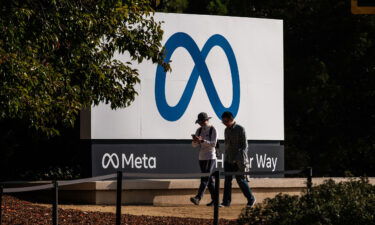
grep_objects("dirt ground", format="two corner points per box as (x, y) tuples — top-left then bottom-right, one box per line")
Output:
(1, 195), (237, 225)
(36, 203), (245, 220)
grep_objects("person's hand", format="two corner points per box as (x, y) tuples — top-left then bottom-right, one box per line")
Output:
(197, 136), (204, 143)
(192, 135), (199, 142)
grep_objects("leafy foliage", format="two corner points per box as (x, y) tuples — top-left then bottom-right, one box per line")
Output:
(156, 0), (188, 13)
(238, 178), (375, 225)
(0, 0), (168, 135)
(19, 165), (81, 180)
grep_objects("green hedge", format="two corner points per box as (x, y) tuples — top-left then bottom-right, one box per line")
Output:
(238, 178), (375, 225)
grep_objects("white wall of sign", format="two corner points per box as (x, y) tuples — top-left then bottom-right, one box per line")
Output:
(86, 13), (284, 140)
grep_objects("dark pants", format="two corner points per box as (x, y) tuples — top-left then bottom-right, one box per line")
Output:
(196, 159), (216, 201)
(222, 161), (254, 205)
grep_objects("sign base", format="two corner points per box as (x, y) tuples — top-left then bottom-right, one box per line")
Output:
(90, 140), (284, 178)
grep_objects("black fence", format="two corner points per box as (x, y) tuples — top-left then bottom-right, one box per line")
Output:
(0, 168), (313, 225)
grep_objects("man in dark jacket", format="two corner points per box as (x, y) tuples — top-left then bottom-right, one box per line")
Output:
(220, 111), (256, 207)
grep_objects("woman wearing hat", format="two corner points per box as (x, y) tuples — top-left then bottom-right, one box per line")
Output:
(190, 112), (218, 206)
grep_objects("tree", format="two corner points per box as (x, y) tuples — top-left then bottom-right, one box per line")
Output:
(0, 0), (168, 136)
(155, 0), (189, 13)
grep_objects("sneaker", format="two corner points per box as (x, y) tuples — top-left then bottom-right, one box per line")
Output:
(206, 201), (214, 206)
(219, 202), (230, 207)
(246, 198), (256, 208)
(190, 197), (200, 205)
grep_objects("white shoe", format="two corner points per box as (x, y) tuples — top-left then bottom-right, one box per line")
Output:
(246, 198), (256, 208)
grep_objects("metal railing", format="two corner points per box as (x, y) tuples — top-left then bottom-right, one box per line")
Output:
(0, 167), (313, 225)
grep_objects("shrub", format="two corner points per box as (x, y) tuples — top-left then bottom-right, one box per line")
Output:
(238, 178), (375, 225)
(18, 166), (81, 180)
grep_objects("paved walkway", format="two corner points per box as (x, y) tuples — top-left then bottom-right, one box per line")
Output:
(36, 204), (245, 220)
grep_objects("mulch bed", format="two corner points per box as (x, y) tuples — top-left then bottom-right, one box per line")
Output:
(1, 195), (236, 225)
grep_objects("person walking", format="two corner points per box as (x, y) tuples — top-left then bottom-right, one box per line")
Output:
(220, 111), (256, 207)
(190, 112), (217, 206)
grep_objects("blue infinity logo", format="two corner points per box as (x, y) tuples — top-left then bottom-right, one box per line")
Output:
(155, 32), (240, 121)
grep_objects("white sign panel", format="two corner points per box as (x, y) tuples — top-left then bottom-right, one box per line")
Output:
(89, 13), (284, 140)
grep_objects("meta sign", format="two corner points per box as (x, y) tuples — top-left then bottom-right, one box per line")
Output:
(81, 13), (285, 177)
(155, 32), (240, 121)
